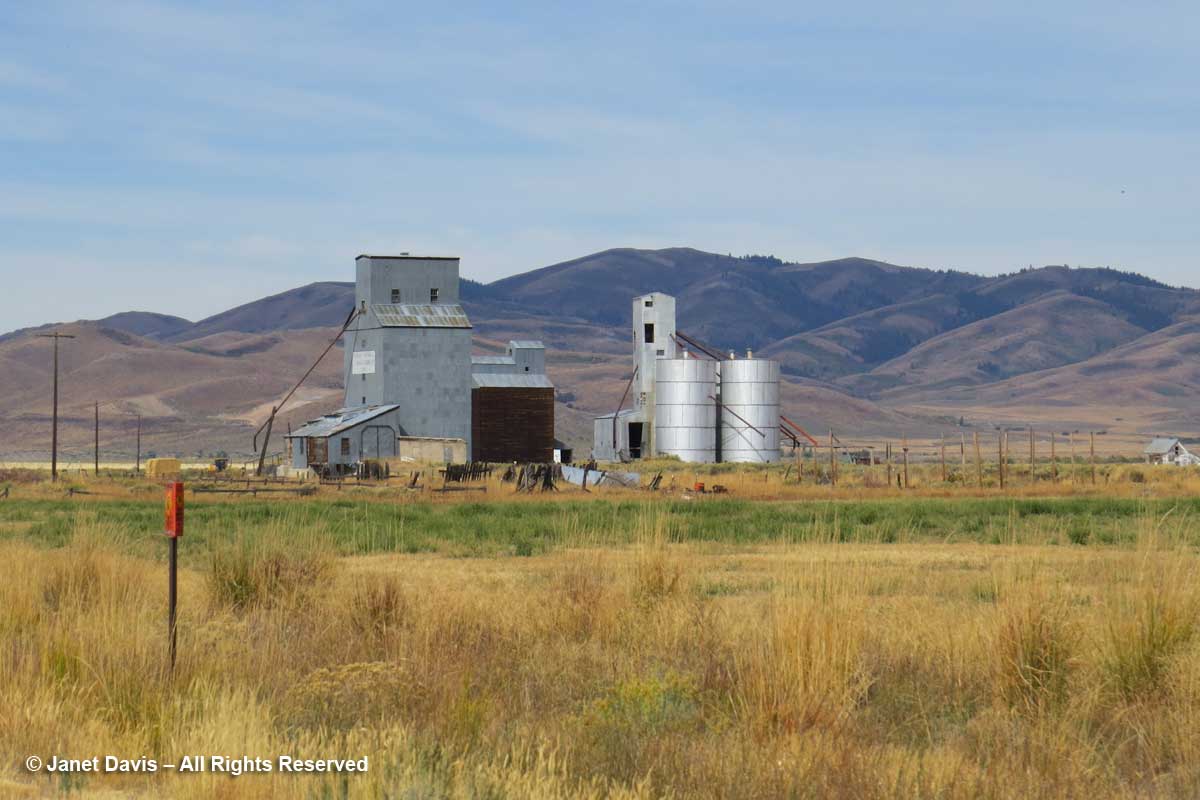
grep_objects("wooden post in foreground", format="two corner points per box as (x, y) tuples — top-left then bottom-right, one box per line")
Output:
(886, 442), (893, 488)
(902, 436), (910, 489)
(164, 482), (184, 675)
(94, 402), (100, 476)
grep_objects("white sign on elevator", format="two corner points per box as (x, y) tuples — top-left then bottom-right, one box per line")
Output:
(351, 350), (376, 375)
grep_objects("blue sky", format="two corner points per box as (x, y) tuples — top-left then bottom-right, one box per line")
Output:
(1, 1), (1197, 330)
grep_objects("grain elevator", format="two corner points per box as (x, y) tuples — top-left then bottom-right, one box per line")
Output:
(593, 292), (782, 464)
(287, 254), (556, 471)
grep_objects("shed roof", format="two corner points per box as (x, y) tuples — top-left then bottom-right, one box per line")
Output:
(508, 340), (545, 349)
(471, 355), (513, 365)
(286, 405), (400, 439)
(1145, 437), (1182, 455)
(472, 374), (554, 389)
(593, 408), (644, 422)
(372, 303), (471, 328)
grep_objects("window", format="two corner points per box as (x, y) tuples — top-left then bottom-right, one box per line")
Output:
(430, 288), (439, 302)
(340, 438), (351, 456)
(644, 323), (655, 344)
(524, 366), (530, 372)
(656, 349), (665, 356)
(391, 288), (400, 303)
(361, 373), (366, 381)
(361, 396), (366, 405)
(645, 300), (653, 307)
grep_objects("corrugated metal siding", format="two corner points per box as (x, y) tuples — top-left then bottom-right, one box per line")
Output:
(471, 387), (555, 463)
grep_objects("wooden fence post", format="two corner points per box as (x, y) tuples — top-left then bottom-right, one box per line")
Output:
(998, 432), (1006, 490)
(1029, 427), (1035, 483)
(1051, 432), (1058, 483)
(974, 432), (982, 489)
(1090, 432), (1097, 486)
(1069, 433), (1077, 483)
(940, 434), (947, 482)
(829, 431), (837, 488)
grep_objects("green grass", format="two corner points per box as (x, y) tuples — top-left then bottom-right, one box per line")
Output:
(2, 495), (1199, 559)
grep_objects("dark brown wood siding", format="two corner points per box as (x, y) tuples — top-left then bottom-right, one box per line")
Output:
(471, 387), (555, 463)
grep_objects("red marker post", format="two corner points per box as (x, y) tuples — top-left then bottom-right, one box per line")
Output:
(164, 482), (184, 673)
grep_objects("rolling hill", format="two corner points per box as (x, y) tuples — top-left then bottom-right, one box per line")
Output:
(1, 247), (1197, 460)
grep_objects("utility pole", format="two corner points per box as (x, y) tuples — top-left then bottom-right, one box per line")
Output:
(1029, 427), (1035, 484)
(37, 332), (75, 482)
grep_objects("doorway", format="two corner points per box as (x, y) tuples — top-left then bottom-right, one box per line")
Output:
(628, 422), (643, 459)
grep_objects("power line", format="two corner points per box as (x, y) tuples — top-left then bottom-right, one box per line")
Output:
(37, 332), (75, 481)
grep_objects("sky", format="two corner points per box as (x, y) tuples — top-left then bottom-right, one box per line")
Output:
(1, 1), (1198, 330)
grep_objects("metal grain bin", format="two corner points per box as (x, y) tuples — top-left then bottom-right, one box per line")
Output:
(719, 358), (781, 463)
(654, 357), (718, 463)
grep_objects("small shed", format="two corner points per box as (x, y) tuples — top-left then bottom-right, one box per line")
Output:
(286, 405), (402, 472)
(1144, 437), (1195, 466)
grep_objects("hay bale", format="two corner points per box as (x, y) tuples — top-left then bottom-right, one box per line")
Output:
(145, 458), (182, 478)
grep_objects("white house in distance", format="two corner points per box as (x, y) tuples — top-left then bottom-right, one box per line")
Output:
(1143, 438), (1197, 466)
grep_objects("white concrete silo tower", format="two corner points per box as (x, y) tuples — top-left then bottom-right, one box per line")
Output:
(631, 293), (677, 454)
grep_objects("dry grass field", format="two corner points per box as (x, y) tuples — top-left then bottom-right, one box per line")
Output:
(2, 466), (1200, 798)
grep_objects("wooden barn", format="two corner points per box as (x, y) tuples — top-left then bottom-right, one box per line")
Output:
(471, 374), (555, 463)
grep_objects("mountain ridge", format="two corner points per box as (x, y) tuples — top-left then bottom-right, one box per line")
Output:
(2, 247), (1197, 457)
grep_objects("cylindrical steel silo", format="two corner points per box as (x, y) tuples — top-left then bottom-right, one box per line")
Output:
(719, 358), (781, 463)
(654, 357), (718, 463)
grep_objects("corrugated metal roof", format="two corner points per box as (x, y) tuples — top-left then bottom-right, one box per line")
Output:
(286, 405), (400, 439)
(508, 340), (545, 349)
(373, 303), (471, 328)
(593, 409), (643, 422)
(1145, 437), (1182, 455)
(472, 374), (554, 389)
(356, 254), (458, 261)
(471, 355), (513, 365)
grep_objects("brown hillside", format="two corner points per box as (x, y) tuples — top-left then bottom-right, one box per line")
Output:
(856, 293), (1148, 398)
